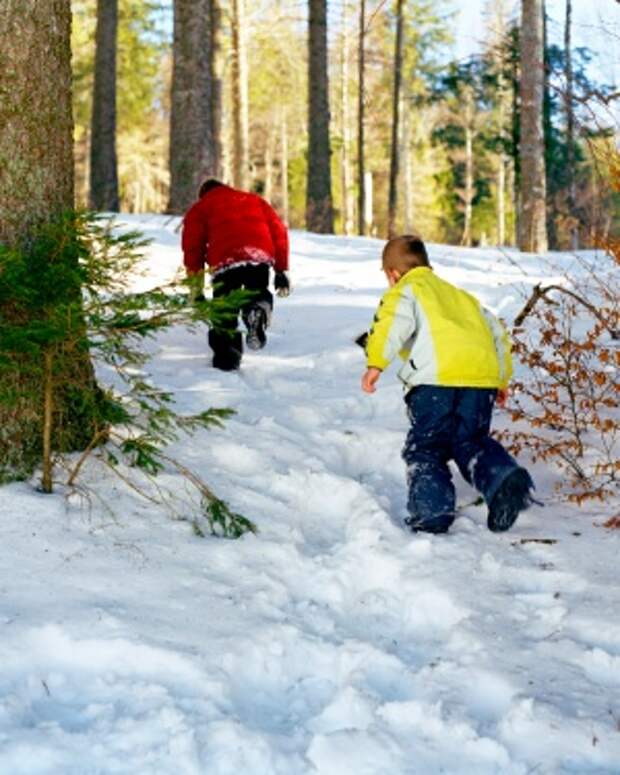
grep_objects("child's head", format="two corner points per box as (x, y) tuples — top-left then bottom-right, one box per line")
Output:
(382, 236), (430, 282)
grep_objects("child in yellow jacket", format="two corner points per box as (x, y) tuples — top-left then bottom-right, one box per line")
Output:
(362, 235), (534, 534)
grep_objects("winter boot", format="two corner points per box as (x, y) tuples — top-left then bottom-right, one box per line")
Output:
(245, 305), (267, 350)
(487, 468), (533, 532)
(210, 330), (242, 371)
(404, 515), (453, 535)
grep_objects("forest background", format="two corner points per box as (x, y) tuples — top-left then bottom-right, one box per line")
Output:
(72, 0), (620, 250)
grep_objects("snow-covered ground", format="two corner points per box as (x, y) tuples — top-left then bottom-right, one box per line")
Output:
(1, 215), (619, 775)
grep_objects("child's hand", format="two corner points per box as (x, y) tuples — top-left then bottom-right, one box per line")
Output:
(362, 368), (382, 393)
(496, 388), (508, 407)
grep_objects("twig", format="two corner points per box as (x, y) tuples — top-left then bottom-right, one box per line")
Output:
(513, 283), (620, 339)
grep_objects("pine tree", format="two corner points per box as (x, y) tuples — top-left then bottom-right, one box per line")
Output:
(168, 0), (221, 214)
(519, 0), (548, 252)
(89, 0), (120, 211)
(306, 0), (334, 233)
(231, 0), (250, 189)
(0, 0), (101, 482)
(357, 0), (367, 235)
(387, 0), (405, 238)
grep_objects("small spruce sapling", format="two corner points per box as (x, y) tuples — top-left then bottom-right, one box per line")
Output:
(0, 212), (255, 538)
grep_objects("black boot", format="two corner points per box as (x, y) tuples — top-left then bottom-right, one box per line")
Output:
(487, 468), (534, 532)
(209, 330), (242, 371)
(244, 305), (267, 350)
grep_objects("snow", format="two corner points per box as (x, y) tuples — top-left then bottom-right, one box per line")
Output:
(1, 215), (619, 774)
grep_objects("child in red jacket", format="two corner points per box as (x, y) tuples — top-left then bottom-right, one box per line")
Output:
(182, 179), (290, 371)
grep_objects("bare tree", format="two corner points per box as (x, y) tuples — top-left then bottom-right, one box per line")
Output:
(306, 0), (334, 232)
(387, 0), (405, 238)
(89, 0), (120, 211)
(168, 0), (222, 214)
(519, 0), (548, 253)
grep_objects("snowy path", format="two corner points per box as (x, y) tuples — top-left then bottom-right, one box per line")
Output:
(1, 217), (619, 774)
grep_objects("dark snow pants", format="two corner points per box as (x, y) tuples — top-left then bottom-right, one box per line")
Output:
(402, 385), (523, 533)
(209, 264), (273, 368)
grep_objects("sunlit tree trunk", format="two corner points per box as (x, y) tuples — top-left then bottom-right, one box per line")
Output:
(403, 105), (414, 232)
(564, 0), (578, 250)
(387, 0), (405, 238)
(357, 0), (366, 235)
(280, 110), (289, 222)
(168, 0), (221, 213)
(519, 0), (548, 253)
(340, 1), (354, 235)
(264, 126), (274, 202)
(0, 0), (100, 482)
(306, 0), (334, 232)
(89, 0), (119, 211)
(462, 122), (474, 247)
(231, 0), (249, 189)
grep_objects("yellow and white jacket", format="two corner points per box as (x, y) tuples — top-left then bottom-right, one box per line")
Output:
(366, 267), (512, 390)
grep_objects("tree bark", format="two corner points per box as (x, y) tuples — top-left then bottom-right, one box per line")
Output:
(89, 0), (119, 212)
(168, 0), (221, 214)
(231, 0), (250, 189)
(340, 1), (354, 236)
(306, 0), (334, 233)
(280, 110), (289, 223)
(403, 105), (414, 232)
(387, 0), (405, 238)
(0, 0), (100, 483)
(564, 0), (578, 250)
(519, 0), (548, 253)
(0, 1), (74, 245)
(357, 0), (366, 235)
(462, 122), (474, 247)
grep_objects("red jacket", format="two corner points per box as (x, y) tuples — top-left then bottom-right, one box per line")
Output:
(182, 184), (289, 275)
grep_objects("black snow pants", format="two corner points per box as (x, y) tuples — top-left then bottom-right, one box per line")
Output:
(209, 263), (273, 370)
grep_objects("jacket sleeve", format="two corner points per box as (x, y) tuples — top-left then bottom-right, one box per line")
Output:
(366, 283), (416, 370)
(482, 307), (513, 389)
(181, 202), (208, 274)
(261, 200), (289, 272)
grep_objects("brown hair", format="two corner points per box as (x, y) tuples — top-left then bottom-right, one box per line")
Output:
(382, 235), (430, 274)
(198, 178), (224, 198)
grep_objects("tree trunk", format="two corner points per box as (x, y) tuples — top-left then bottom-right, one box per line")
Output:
(403, 105), (414, 232)
(357, 0), (366, 235)
(89, 0), (119, 212)
(387, 0), (405, 238)
(264, 126), (274, 203)
(340, 1), (354, 236)
(0, 0), (100, 483)
(462, 122), (474, 247)
(231, 0), (250, 189)
(0, 2), (74, 245)
(306, 0), (334, 233)
(168, 0), (221, 214)
(519, 0), (548, 253)
(564, 0), (578, 250)
(280, 110), (289, 223)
